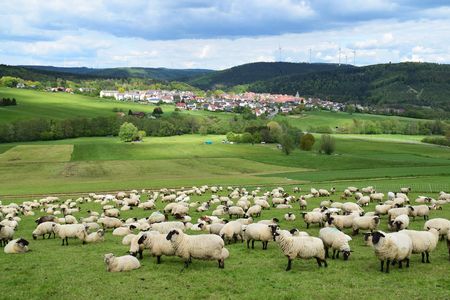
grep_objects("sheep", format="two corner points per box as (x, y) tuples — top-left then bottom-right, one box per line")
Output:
(388, 206), (414, 221)
(423, 218), (450, 240)
(390, 214), (410, 231)
(400, 228), (439, 263)
(122, 234), (137, 245)
(320, 200), (333, 207)
(104, 208), (120, 218)
(370, 193), (384, 203)
(190, 223), (207, 231)
(284, 212), (296, 222)
(243, 223), (278, 250)
(318, 189), (330, 197)
(1, 218), (18, 230)
(208, 222), (227, 236)
(319, 227), (352, 260)
(4, 238), (29, 254)
(400, 187), (411, 194)
(254, 199), (270, 209)
(410, 205), (431, 221)
(302, 212), (324, 228)
(149, 221), (185, 234)
(370, 231), (413, 273)
(0, 224), (15, 246)
(104, 253), (140, 272)
(357, 196), (370, 207)
(220, 221), (244, 244)
(84, 222), (100, 232)
(299, 197), (307, 210)
(64, 215), (78, 224)
(310, 188), (319, 197)
(98, 217), (123, 230)
(375, 204), (392, 215)
(352, 216), (380, 235)
(35, 215), (58, 225)
(135, 231), (176, 264)
(273, 230), (327, 271)
(326, 213), (358, 231)
(148, 211), (167, 224)
(361, 186), (374, 194)
(348, 186), (359, 193)
(52, 224), (87, 246)
(139, 200), (156, 210)
(166, 229), (229, 268)
(112, 225), (136, 236)
(85, 229), (105, 243)
(257, 218), (279, 225)
(246, 205), (262, 218)
(228, 206), (245, 219)
(342, 202), (363, 214)
(32, 222), (56, 240)
(276, 204), (292, 209)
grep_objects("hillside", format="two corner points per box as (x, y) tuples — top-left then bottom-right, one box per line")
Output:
(188, 62), (352, 89)
(249, 62), (450, 112)
(0, 65), (213, 81)
(22, 65), (213, 81)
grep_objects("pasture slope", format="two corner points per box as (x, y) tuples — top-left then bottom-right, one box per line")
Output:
(0, 134), (450, 299)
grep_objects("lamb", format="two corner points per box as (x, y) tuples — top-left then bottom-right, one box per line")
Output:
(302, 212), (324, 228)
(391, 214), (410, 231)
(32, 222), (56, 240)
(166, 229), (229, 268)
(273, 230), (327, 271)
(319, 227), (352, 260)
(299, 197), (307, 210)
(104, 253), (140, 272)
(400, 228), (439, 263)
(284, 212), (296, 221)
(352, 216), (380, 235)
(423, 218), (450, 240)
(0, 224), (15, 246)
(52, 224), (87, 246)
(4, 238), (29, 254)
(243, 223), (278, 250)
(370, 231), (413, 273)
(149, 221), (185, 234)
(228, 206), (245, 219)
(85, 229), (105, 243)
(220, 220), (244, 244)
(136, 231), (176, 264)
(112, 225), (136, 236)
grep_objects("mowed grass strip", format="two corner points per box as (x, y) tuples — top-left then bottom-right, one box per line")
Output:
(0, 145), (73, 163)
(1, 189), (450, 299)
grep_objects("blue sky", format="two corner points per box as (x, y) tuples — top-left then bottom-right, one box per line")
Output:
(1, 0), (449, 69)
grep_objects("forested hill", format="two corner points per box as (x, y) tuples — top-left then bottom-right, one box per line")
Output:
(187, 62), (352, 89)
(248, 62), (450, 111)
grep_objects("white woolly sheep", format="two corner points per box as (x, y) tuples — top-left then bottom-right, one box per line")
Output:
(284, 212), (296, 222)
(148, 211), (167, 224)
(319, 227), (352, 260)
(375, 204), (392, 215)
(390, 214), (410, 232)
(208, 222), (227, 236)
(342, 202), (363, 214)
(4, 238), (29, 254)
(85, 229), (105, 243)
(166, 229), (229, 268)
(257, 218), (279, 225)
(254, 199), (270, 209)
(400, 187), (411, 194)
(104, 208), (120, 218)
(243, 223), (278, 250)
(113, 225), (137, 236)
(410, 205), (431, 221)
(370, 231), (413, 273)
(219, 220), (244, 244)
(326, 213), (359, 231)
(149, 221), (185, 234)
(52, 224), (87, 246)
(357, 196), (370, 207)
(32, 222), (56, 240)
(299, 197), (307, 210)
(135, 231), (176, 264)
(388, 206), (414, 221)
(318, 189), (330, 197)
(352, 216), (380, 235)
(423, 218), (450, 240)
(302, 212), (324, 229)
(227, 206), (245, 219)
(104, 253), (140, 272)
(276, 204), (292, 209)
(246, 205), (262, 218)
(0, 224), (15, 246)
(98, 217), (123, 230)
(273, 230), (327, 271)
(122, 234), (137, 245)
(400, 228), (439, 263)
(370, 193), (384, 203)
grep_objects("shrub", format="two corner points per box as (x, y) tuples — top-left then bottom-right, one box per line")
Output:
(300, 133), (315, 151)
(119, 122), (139, 142)
(280, 134), (295, 155)
(422, 137), (450, 147)
(319, 134), (336, 155)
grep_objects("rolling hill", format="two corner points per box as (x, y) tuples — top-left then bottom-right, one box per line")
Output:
(187, 62), (352, 89)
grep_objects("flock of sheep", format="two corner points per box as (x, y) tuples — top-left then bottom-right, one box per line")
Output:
(1, 185), (450, 274)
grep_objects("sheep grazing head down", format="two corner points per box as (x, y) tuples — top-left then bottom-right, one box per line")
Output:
(137, 234), (147, 245)
(166, 229), (181, 241)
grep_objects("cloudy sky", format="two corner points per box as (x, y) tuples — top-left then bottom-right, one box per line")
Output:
(1, 0), (449, 70)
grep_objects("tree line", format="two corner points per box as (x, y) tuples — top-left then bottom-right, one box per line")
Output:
(0, 97), (17, 106)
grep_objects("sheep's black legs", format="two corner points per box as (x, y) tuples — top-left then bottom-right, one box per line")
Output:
(251, 240), (255, 249)
(325, 247), (329, 258)
(246, 240), (250, 249)
(385, 259), (390, 273)
(157, 256), (161, 264)
(421, 252), (425, 263)
(398, 260), (402, 269)
(426, 252), (430, 263)
(406, 258), (410, 267)
(316, 257), (322, 267)
(286, 258), (292, 271)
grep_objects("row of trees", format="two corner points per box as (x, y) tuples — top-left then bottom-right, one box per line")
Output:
(0, 97), (17, 106)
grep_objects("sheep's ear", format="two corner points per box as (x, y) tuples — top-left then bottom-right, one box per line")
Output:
(427, 227), (430, 230)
